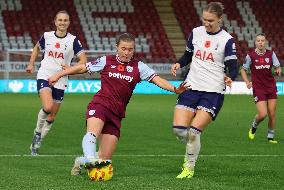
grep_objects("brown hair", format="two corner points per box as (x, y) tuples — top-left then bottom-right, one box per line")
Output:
(256, 33), (266, 38)
(54, 10), (70, 20)
(204, 2), (224, 17)
(116, 33), (135, 46)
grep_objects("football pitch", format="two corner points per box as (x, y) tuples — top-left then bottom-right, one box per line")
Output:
(0, 93), (283, 189)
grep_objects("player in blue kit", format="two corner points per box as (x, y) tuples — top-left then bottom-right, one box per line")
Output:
(26, 10), (87, 155)
(171, 2), (238, 178)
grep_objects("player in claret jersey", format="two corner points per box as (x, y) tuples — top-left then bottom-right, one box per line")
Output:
(240, 33), (281, 144)
(26, 10), (87, 155)
(49, 33), (186, 179)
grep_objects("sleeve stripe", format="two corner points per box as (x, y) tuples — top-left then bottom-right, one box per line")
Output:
(185, 47), (193, 53)
(224, 55), (237, 61)
(76, 50), (84, 57)
(148, 73), (157, 81)
(86, 62), (92, 74)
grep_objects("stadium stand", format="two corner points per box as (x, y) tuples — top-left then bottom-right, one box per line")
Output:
(172, 0), (283, 65)
(0, 0), (283, 65)
(0, 0), (175, 63)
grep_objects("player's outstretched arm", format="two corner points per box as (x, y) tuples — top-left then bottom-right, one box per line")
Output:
(61, 52), (87, 70)
(151, 76), (187, 94)
(76, 52), (87, 65)
(49, 64), (87, 86)
(26, 43), (40, 73)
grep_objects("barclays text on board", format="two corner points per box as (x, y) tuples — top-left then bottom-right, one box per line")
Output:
(0, 80), (284, 95)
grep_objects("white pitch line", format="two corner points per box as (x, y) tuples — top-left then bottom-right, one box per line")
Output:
(0, 154), (284, 157)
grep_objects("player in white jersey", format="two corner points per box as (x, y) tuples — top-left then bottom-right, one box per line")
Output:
(171, 2), (238, 178)
(26, 10), (87, 155)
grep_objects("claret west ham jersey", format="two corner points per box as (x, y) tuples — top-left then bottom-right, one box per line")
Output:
(37, 31), (84, 90)
(242, 49), (280, 94)
(184, 26), (237, 94)
(86, 55), (157, 118)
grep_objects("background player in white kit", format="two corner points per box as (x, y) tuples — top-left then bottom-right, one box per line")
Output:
(171, 2), (238, 178)
(26, 10), (87, 155)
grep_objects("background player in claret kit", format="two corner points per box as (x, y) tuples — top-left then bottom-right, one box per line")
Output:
(26, 10), (87, 155)
(171, 2), (238, 179)
(240, 33), (281, 143)
(48, 33), (186, 179)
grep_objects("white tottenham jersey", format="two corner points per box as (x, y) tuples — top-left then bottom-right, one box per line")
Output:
(37, 31), (84, 90)
(185, 26), (237, 94)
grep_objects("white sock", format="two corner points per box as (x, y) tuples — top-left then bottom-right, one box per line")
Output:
(41, 120), (53, 140)
(82, 132), (97, 160)
(34, 109), (48, 133)
(267, 129), (275, 139)
(185, 127), (201, 169)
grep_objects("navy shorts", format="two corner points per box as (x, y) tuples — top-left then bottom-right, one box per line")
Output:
(176, 90), (224, 120)
(37, 79), (65, 103)
(85, 102), (122, 139)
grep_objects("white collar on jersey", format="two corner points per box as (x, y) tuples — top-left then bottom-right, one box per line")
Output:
(255, 48), (266, 56)
(116, 54), (132, 64)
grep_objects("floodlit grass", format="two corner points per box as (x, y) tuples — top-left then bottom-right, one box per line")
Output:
(0, 94), (283, 189)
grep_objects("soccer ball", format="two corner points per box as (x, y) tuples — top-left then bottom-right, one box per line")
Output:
(88, 163), (113, 181)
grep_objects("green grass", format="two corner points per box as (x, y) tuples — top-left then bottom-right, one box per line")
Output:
(0, 94), (284, 189)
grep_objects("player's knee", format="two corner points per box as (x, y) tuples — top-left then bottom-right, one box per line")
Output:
(42, 108), (51, 115)
(173, 126), (188, 143)
(258, 112), (267, 120)
(43, 106), (53, 114)
(48, 113), (56, 121)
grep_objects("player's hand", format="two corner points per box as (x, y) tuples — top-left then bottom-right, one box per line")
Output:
(61, 64), (70, 70)
(224, 76), (232, 88)
(26, 63), (34, 73)
(275, 67), (282, 76)
(48, 75), (60, 86)
(245, 81), (252, 89)
(171, 63), (180, 77)
(174, 82), (189, 94)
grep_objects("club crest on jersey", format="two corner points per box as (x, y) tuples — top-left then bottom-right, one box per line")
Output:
(265, 58), (269, 63)
(204, 41), (211, 48)
(55, 42), (60, 49)
(48, 51), (64, 59)
(195, 49), (214, 62)
(126, 66), (133, 72)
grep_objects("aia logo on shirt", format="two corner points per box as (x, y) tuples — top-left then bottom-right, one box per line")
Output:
(195, 49), (214, 62)
(48, 51), (64, 59)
